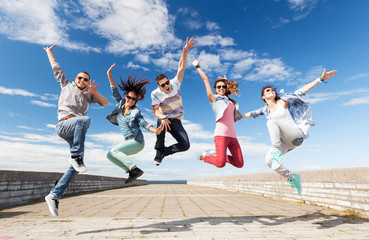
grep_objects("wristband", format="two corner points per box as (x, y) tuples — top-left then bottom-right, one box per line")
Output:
(195, 65), (200, 69)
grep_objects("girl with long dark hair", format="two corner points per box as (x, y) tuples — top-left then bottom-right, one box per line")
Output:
(106, 64), (162, 184)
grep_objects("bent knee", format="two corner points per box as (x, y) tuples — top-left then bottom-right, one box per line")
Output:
(78, 116), (90, 126)
(215, 162), (226, 168)
(180, 143), (190, 151)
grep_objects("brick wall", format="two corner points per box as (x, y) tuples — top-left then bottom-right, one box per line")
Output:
(0, 170), (146, 208)
(187, 167), (369, 216)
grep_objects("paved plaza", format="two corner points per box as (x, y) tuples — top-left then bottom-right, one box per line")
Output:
(1, 184), (369, 239)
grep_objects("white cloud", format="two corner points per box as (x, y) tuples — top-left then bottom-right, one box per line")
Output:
(206, 21), (221, 31)
(219, 49), (255, 61)
(243, 58), (295, 82)
(0, 85), (58, 107)
(343, 96), (369, 106)
(307, 88), (369, 104)
(80, 0), (181, 54)
(233, 58), (256, 72)
(152, 50), (182, 72)
(127, 61), (149, 71)
(46, 124), (56, 129)
(196, 35), (236, 47)
(17, 126), (44, 131)
(346, 73), (369, 81)
(0, 86), (36, 97)
(287, 0), (318, 20)
(30, 100), (57, 108)
(0, 0), (99, 52)
(134, 54), (151, 64)
(177, 7), (203, 30)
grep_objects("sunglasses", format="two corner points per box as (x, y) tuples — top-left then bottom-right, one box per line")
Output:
(126, 95), (138, 101)
(265, 88), (274, 93)
(159, 80), (170, 88)
(216, 85), (227, 89)
(77, 76), (89, 82)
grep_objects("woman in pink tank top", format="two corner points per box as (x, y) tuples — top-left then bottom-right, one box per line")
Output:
(192, 59), (244, 168)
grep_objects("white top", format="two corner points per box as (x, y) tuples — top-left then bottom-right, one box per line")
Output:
(270, 102), (297, 128)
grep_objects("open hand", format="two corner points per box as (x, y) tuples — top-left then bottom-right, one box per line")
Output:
(84, 80), (98, 95)
(184, 36), (197, 50)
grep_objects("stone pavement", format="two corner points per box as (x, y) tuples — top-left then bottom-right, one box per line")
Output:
(1, 184), (369, 240)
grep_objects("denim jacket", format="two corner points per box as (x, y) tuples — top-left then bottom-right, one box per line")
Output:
(106, 86), (152, 143)
(211, 95), (243, 122)
(249, 88), (315, 138)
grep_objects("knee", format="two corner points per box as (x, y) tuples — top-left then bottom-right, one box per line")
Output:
(180, 142), (190, 151)
(265, 149), (273, 168)
(215, 162), (226, 168)
(266, 119), (277, 128)
(236, 161), (244, 168)
(106, 151), (113, 160)
(78, 116), (90, 127)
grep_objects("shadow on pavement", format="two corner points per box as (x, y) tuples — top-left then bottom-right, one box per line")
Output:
(0, 211), (31, 219)
(76, 210), (369, 236)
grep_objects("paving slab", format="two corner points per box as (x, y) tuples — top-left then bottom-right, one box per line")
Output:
(1, 184), (369, 239)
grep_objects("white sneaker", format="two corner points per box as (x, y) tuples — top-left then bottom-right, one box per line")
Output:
(69, 156), (87, 173)
(45, 194), (59, 217)
(198, 149), (216, 160)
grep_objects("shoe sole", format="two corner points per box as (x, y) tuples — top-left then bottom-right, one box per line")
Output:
(125, 171), (144, 184)
(45, 196), (58, 217)
(68, 158), (87, 173)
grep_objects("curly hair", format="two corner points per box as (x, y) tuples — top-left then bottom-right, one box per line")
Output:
(214, 77), (240, 97)
(118, 75), (150, 102)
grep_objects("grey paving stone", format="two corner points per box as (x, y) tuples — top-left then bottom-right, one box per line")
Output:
(0, 184), (368, 239)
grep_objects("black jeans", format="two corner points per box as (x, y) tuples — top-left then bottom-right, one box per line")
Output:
(155, 118), (190, 156)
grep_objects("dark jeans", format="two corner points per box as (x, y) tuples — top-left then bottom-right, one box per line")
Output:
(155, 118), (190, 156)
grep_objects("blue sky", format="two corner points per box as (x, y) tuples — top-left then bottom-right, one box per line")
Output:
(0, 0), (368, 180)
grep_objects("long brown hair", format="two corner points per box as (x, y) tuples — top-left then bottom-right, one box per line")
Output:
(214, 77), (240, 97)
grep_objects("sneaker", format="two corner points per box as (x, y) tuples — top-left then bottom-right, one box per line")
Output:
(69, 155), (87, 173)
(198, 149), (216, 160)
(288, 173), (302, 195)
(270, 148), (285, 170)
(154, 150), (164, 166)
(45, 194), (59, 217)
(125, 167), (144, 184)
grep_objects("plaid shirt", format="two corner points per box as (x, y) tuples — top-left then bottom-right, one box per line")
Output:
(249, 88), (315, 137)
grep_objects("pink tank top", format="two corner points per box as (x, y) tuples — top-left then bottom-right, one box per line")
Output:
(214, 102), (237, 138)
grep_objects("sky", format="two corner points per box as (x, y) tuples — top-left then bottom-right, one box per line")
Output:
(0, 0), (368, 181)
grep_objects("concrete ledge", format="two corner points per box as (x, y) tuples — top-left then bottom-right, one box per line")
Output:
(188, 167), (369, 216)
(0, 170), (147, 209)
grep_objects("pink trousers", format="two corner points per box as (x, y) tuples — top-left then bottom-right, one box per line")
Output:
(204, 136), (244, 168)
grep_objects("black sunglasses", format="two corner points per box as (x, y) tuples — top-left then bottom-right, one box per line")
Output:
(159, 80), (170, 88)
(126, 95), (138, 101)
(77, 76), (89, 82)
(216, 85), (227, 89)
(265, 88), (275, 93)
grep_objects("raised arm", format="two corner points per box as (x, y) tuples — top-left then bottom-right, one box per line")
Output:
(107, 63), (117, 86)
(176, 37), (197, 84)
(192, 59), (216, 103)
(302, 69), (337, 93)
(43, 44), (57, 65)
